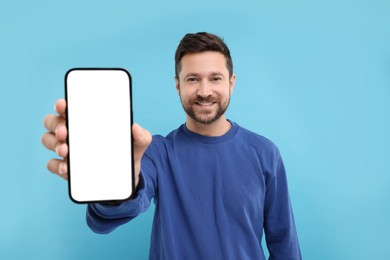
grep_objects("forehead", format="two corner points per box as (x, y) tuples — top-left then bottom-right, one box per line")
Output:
(179, 51), (228, 76)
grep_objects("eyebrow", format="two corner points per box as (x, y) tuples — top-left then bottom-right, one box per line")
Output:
(184, 72), (225, 78)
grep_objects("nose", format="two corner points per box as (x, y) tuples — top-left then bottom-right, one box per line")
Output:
(197, 80), (213, 97)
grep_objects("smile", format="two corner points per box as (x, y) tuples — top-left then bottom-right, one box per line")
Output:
(195, 101), (215, 106)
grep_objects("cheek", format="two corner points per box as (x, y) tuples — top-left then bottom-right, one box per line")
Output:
(180, 87), (196, 99)
(219, 88), (231, 99)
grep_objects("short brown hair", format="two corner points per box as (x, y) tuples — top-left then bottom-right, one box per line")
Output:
(175, 32), (233, 79)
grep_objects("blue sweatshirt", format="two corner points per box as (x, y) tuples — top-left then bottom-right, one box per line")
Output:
(87, 122), (301, 259)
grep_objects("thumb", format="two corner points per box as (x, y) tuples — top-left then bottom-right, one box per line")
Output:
(132, 123), (152, 161)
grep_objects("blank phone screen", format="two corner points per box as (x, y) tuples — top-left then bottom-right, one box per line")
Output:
(65, 68), (133, 203)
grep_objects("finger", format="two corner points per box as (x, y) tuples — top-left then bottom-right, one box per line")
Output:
(41, 132), (68, 157)
(132, 123), (152, 187)
(41, 136), (68, 157)
(43, 115), (67, 141)
(54, 98), (67, 119)
(132, 123), (152, 148)
(41, 132), (58, 152)
(132, 123), (152, 162)
(55, 123), (68, 141)
(47, 158), (68, 180)
(56, 143), (68, 158)
(43, 114), (65, 133)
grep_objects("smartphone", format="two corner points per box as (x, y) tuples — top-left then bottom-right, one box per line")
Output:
(65, 68), (134, 203)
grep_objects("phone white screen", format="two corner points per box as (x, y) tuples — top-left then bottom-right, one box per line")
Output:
(66, 69), (133, 203)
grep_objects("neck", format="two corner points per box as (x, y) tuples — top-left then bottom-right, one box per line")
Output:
(185, 115), (231, 136)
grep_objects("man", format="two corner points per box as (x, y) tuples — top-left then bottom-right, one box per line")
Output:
(42, 32), (302, 259)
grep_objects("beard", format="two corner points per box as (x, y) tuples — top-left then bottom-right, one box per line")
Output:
(180, 93), (230, 125)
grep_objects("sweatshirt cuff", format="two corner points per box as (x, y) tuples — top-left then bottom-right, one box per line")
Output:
(89, 171), (147, 218)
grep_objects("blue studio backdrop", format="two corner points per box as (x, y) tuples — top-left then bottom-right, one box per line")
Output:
(1, 1), (389, 259)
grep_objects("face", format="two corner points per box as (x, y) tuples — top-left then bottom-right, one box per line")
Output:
(176, 51), (235, 125)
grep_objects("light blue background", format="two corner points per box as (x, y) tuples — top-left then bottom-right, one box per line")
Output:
(1, 0), (389, 259)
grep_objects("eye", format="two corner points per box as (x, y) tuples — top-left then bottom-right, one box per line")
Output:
(186, 77), (199, 83)
(211, 76), (222, 81)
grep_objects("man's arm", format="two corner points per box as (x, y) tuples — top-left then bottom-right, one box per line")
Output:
(264, 152), (302, 260)
(87, 152), (158, 233)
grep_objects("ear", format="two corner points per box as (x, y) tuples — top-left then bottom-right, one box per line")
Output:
(175, 76), (180, 95)
(229, 74), (236, 94)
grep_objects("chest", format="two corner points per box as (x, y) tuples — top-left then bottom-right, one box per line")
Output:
(160, 143), (267, 219)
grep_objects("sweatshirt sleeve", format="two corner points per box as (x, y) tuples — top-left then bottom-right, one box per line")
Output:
(86, 152), (158, 234)
(264, 152), (302, 260)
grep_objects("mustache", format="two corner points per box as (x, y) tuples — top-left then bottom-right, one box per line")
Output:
(191, 95), (217, 103)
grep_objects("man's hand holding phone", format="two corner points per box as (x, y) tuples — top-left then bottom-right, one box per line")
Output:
(42, 98), (69, 180)
(42, 71), (152, 203)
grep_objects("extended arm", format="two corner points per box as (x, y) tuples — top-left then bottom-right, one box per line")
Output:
(87, 153), (158, 234)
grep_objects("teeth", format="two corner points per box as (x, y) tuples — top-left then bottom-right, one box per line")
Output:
(197, 102), (213, 106)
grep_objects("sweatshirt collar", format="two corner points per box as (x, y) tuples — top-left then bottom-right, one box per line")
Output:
(180, 119), (238, 144)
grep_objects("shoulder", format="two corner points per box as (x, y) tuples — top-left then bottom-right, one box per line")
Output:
(144, 126), (182, 157)
(236, 124), (279, 152)
(232, 123), (282, 166)
(234, 123), (284, 176)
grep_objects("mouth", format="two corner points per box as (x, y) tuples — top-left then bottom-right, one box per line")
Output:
(194, 101), (215, 106)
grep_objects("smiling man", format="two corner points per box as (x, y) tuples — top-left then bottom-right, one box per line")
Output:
(177, 50), (234, 135)
(42, 32), (301, 259)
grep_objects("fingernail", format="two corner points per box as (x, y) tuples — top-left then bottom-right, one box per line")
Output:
(55, 144), (61, 155)
(59, 163), (65, 175)
(55, 125), (62, 135)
